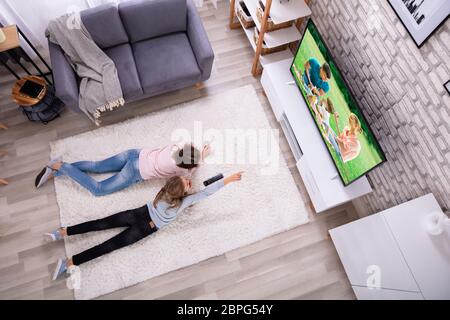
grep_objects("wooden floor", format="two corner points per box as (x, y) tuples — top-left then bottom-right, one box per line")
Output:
(0, 1), (357, 300)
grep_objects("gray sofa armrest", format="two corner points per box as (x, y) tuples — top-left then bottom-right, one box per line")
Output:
(186, 0), (214, 81)
(48, 40), (80, 112)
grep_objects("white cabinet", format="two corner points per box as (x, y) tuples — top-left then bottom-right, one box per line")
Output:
(330, 213), (419, 292)
(383, 194), (450, 300)
(352, 287), (423, 300)
(330, 194), (450, 300)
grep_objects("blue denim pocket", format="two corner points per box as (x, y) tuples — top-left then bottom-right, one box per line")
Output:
(131, 155), (144, 182)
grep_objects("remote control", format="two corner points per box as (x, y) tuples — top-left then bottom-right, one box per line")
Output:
(203, 173), (224, 187)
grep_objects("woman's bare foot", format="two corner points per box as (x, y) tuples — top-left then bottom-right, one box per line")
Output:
(51, 161), (63, 171)
(43, 161), (63, 182)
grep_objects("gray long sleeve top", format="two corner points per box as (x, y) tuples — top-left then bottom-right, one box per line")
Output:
(147, 179), (225, 229)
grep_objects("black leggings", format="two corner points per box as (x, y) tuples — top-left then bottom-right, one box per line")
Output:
(67, 205), (156, 266)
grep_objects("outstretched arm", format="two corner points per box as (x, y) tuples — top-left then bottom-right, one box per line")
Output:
(178, 172), (244, 211)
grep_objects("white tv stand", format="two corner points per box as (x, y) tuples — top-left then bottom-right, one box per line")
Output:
(261, 58), (372, 213)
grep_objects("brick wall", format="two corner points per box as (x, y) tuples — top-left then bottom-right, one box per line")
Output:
(308, 0), (450, 213)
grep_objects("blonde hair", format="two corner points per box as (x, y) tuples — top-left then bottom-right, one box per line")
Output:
(349, 113), (362, 134)
(325, 98), (335, 113)
(153, 177), (186, 209)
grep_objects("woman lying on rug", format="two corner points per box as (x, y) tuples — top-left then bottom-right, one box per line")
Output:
(46, 171), (244, 280)
(35, 143), (210, 196)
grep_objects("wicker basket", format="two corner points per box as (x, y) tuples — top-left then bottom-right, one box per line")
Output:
(236, 1), (255, 29)
(253, 27), (288, 55)
(256, 0), (293, 32)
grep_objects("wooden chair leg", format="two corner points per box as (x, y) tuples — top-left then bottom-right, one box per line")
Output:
(0, 179), (8, 186)
(229, 0), (236, 28)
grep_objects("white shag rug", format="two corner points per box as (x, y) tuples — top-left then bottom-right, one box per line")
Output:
(50, 85), (309, 300)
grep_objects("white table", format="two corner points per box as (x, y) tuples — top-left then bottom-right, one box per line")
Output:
(330, 194), (450, 300)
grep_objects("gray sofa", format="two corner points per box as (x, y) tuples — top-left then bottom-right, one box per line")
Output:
(48, 0), (214, 113)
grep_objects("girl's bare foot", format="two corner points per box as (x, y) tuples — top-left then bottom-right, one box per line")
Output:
(67, 258), (74, 268)
(44, 227), (66, 242)
(59, 227), (68, 237)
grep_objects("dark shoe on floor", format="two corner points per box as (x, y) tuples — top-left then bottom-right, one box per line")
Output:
(35, 157), (62, 188)
(35, 167), (53, 188)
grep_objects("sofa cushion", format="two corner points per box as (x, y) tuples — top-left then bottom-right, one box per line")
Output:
(81, 4), (129, 49)
(104, 44), (143, 100)
(119, 0), (187, 43)
(132, 33), (201, 95)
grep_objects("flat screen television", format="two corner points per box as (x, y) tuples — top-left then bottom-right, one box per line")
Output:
(290, 19), (386, 186)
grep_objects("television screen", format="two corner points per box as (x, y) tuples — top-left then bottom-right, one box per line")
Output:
(290, 19), (386, 186)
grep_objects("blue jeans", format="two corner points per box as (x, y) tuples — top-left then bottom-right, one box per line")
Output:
(54, 149), (143, 196)
(302, 72), (309, 86)
(327, 131), (342, 160)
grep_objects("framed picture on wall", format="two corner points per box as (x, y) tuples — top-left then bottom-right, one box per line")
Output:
(388, 0), (450, 48)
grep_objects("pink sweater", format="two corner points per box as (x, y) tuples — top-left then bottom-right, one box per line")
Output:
(138, 145), (194, 180)
(338, 128), (361, 163)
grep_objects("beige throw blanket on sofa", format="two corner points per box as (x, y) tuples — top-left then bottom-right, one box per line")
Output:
(46, 12), (124, 125)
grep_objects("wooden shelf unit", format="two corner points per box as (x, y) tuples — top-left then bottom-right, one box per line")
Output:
(229, 0), (311, 76)
(0, 25), (20, 52)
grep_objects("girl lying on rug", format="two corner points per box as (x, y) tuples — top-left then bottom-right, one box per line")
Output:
(35, 143), (210, 196)
(46, 171), (244, 280)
